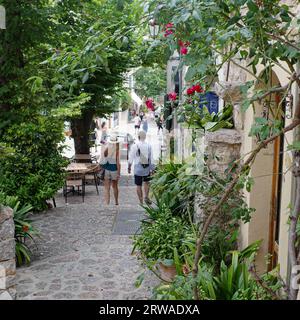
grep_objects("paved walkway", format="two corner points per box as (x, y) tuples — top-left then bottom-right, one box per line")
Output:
(16, 178), (158, 300)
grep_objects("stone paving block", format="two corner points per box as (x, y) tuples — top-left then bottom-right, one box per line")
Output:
(0, 239), (15, 262)
(16, 184), (159, 300)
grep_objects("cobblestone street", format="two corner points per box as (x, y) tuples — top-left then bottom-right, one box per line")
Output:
(15, 178), (158, 300)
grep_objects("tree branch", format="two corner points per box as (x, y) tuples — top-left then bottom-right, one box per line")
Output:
(192, 116), (300, 300)
(284, 59), (300, 88)
(266, 32), (300, 54)
(249, 265), (280, 300)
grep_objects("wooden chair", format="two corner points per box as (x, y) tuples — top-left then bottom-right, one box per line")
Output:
(84, 164), (100, 195)
(63, 173), (85, 203)
(74, 153), (97, 163)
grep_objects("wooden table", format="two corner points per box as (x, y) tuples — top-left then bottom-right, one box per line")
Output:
(66, 162), (94, 173)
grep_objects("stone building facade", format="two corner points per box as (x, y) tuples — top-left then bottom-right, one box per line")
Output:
(166, 0), (300, 295)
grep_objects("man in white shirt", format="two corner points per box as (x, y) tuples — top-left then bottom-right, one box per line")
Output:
(128, 130), (154, 205)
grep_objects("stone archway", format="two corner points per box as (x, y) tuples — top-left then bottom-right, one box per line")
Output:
(246, 69), (284, 272)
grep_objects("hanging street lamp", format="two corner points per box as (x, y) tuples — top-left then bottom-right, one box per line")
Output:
(149, 18), (160, 39)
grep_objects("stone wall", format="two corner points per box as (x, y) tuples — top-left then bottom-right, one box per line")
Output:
(0, 206), (16, 300)
(204, 129), (242, 175)
(194, 129), (242, 223)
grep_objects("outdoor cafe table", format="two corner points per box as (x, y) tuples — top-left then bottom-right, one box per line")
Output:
(66, 162), (94, 173)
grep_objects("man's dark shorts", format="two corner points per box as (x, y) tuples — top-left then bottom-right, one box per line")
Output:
(134, 175), (151, 186)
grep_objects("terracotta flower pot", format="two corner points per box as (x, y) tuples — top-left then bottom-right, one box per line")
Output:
(158, 262), (177, 282)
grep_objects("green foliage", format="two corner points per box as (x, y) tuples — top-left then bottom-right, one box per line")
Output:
(153, 246), (283, 300)
(133, 204), (190, 261)
(37, 0), (144, 119)
(151, 162), (254, 224)
(111, 90), (133, 111)
(134, 64), (166, 99)
(143, 0), (299, 138)
(178, 103), (234, 131)
(150, 162), (198, 221)
(0, 193), (37, 266)
(0, 115), (67, 211)
(144, 161), (258, 296)
(201, 226), (238, 270)
(249, 118), (283, 141)
(0, 0), (143, 210)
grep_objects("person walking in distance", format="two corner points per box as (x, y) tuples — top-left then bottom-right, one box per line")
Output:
(100, 121), (108, 144)
(139, 111), (144, 122)
(142, 116), (148, 133)
(156, 115), (163, 135)
(128, 131), (154, 205)
(134, 115), (141, 135)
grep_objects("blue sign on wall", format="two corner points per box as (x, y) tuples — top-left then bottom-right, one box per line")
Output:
(199, 91), (219, 114)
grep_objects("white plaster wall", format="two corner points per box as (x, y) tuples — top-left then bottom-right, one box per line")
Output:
(240, 61), (296, 277)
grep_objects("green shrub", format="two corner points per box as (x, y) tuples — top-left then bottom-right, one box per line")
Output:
(133, 204), (190, 262)
(0, 115), (67, 211)
(201, 225), (239, 270)
(150, 163), (198, 222)
(0, 193), (38, 266)
(153, 249), (283, 300)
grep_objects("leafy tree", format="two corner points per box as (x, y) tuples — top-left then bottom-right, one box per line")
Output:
(134, 64), (166, 100)
(0, 0), (68, 210)
(0, 0), (147, 208)
(40, 0), (143, 153)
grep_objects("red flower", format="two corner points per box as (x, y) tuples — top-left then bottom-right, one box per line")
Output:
(180, 46), (188, 55)
(178, 40), (191, 48)
(193, 84), (203, 93)
(164, 29), (174, 37)
(22, 225), (29, 233)
(165, 22), (174, 28)
(145, 99), (154, 110)
(168, 92), (177, 101)
(187, 87), (195, 95)
(164, 23), (175, 37)
(178, 39), (184, 47)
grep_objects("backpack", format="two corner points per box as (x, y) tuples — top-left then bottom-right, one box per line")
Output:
(137, 144), (150, 169)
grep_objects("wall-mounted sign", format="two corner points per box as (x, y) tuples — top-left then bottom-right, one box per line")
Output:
(0, 6), (6, 29)
(199, 91), (219, 114)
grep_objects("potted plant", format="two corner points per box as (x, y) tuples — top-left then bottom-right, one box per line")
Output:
(132, 204), (190, 282)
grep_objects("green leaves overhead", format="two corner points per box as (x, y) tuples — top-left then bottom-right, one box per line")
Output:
(0, 0), (145, 212)
(134, 64), (167, 99)
(145, 0), (299, 128)
(82, 72), (89, 84)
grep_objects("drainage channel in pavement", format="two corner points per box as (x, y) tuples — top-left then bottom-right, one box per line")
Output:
(112, 208), (146, 235)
